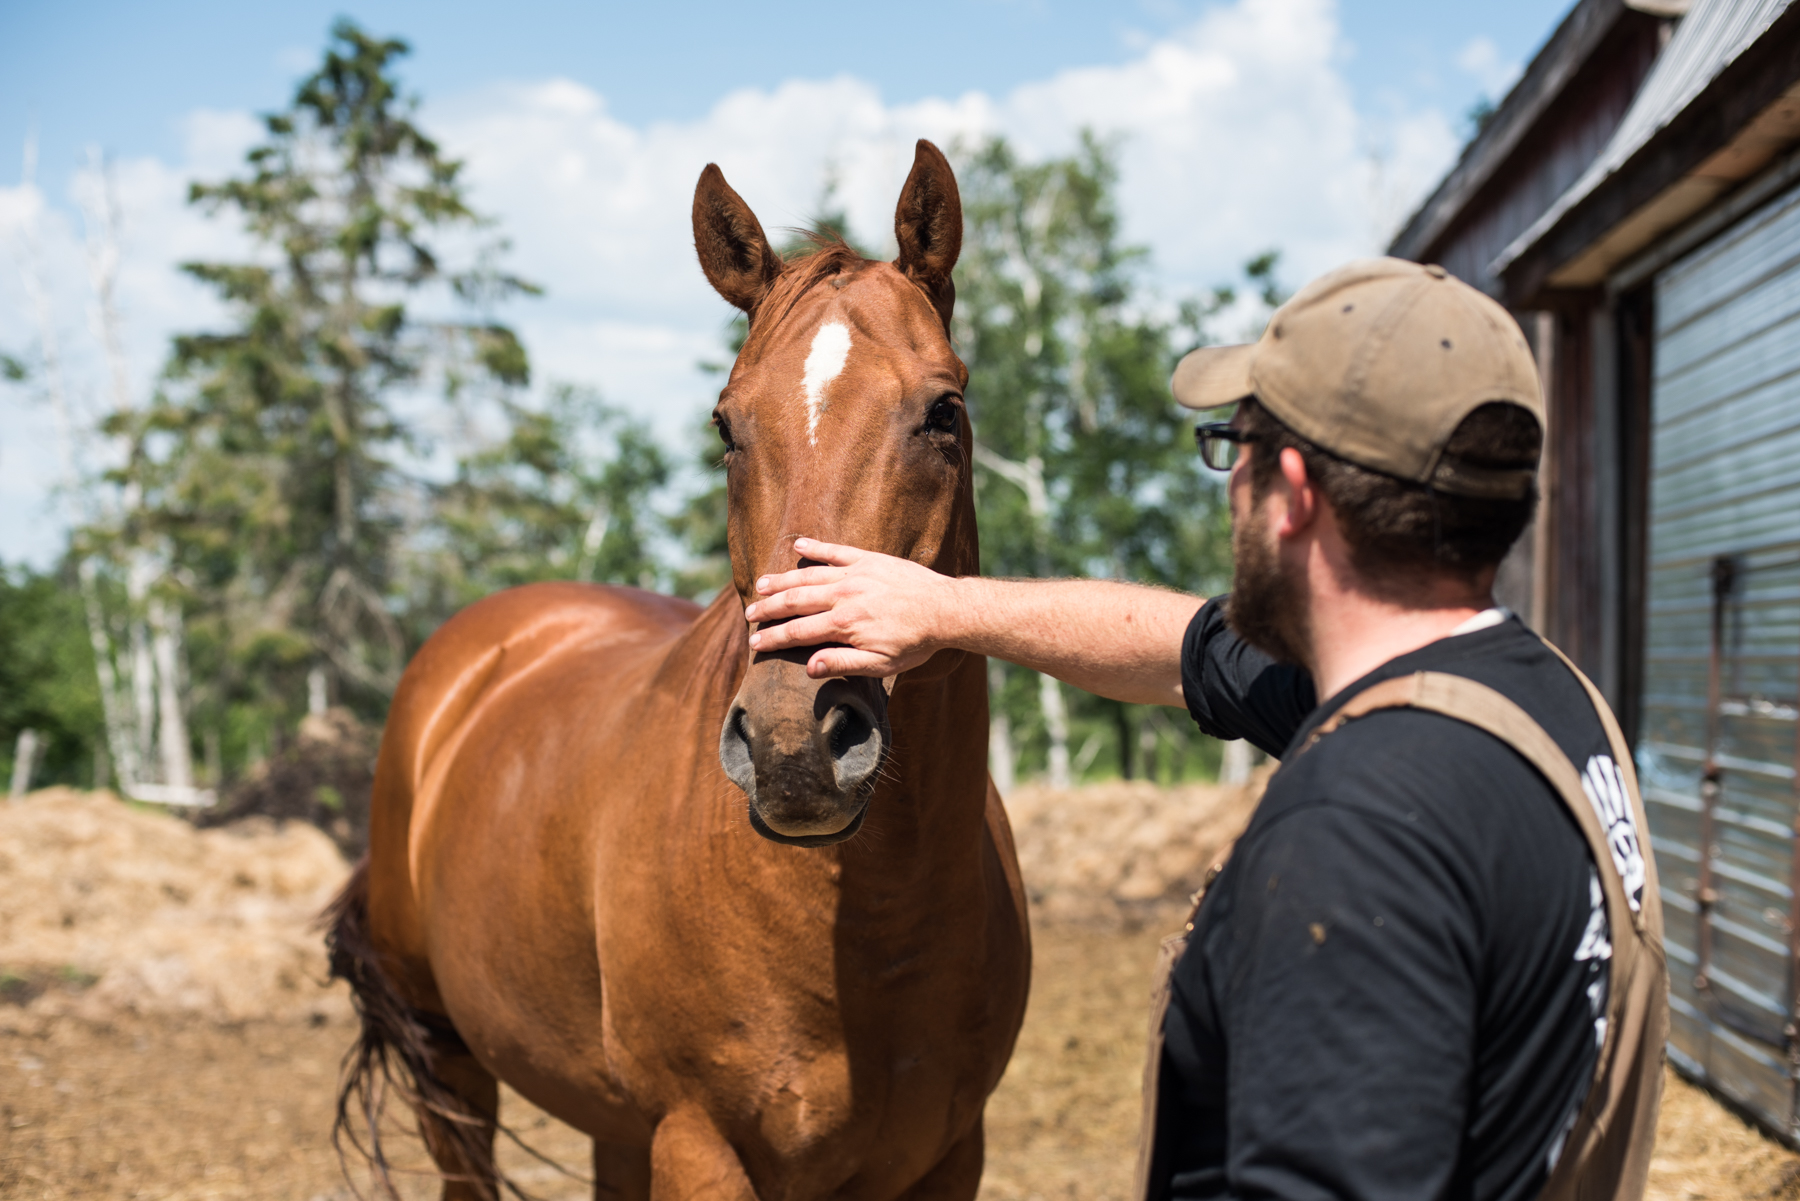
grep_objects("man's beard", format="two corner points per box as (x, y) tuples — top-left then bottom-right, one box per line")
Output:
(1225, 498), (1311, 666)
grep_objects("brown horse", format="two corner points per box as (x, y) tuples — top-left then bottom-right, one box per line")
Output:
(326, 140), (1031, 1201)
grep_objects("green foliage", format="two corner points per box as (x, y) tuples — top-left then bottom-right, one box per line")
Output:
(0, 352), (27, 383)
(1467, 96), (1498, 138)
(668, 413), (734, 602)
(413, 384), (671, 617)
(0, 561), (104, 789)
(953, 133), (1231, 591)
(951, 134), (1282, 783)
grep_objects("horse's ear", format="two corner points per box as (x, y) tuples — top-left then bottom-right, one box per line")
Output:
(893, 139), (962, 330)
(693, 164), (783, 315)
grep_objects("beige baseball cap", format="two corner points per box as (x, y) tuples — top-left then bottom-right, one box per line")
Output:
(1171, 257), (1544, 499)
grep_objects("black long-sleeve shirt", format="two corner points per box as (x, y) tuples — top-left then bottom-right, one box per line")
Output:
(1160, 600), (1639, 1201)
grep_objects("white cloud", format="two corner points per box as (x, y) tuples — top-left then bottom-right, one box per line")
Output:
(273, 45), (317, 76)
(427, 0), (1457, 440)
(0, 112), (255, 563)
(1456, 35), (1523, 101)
(0, 0), (1462, 566)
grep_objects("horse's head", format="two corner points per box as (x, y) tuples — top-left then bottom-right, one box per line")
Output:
(693, 140), (974, 847)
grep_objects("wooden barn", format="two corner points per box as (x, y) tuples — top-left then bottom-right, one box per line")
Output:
(1389, 0), (1800, 1142)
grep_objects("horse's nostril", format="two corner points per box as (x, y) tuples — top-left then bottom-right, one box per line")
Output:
(826, 705), (870, 760)
(824, 703), (883, 794)
(718, 705), (756, 796)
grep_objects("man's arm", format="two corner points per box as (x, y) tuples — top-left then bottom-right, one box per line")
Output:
(742, 538), (1203, 707)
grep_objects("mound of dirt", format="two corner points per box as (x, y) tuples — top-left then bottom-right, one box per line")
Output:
(1003, 773), (1267, 925)
(0, 788), (352, 1026)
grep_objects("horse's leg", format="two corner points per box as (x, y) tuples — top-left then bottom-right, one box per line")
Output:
(648, 1108), (757, 1201)
(894, 1122), (984, 1201)
(418, 1049), (500, 1201)
(594, 1139), (652, 1201)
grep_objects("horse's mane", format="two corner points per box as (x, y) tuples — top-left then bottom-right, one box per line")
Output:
(746, 231), (873, 347)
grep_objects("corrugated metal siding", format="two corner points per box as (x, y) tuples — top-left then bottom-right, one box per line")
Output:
(1642, 174), (1800, 1138)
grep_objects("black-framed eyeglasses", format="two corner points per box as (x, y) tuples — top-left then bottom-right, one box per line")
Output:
(1194, 422), (1258, 471)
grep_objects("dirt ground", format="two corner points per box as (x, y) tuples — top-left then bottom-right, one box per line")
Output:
(2, 788), (1797, 1200)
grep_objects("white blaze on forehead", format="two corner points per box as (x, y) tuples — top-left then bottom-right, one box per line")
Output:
(801, 320), (852, 446)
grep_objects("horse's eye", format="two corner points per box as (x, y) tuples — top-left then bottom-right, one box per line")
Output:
(713, 412), (735, 452)
(926, 397), (960, 434)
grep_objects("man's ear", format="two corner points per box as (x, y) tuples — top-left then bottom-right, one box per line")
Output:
(693, 164), (782, 316)
(893, 139), (962, 331)
(1274, 446), (1318, 538)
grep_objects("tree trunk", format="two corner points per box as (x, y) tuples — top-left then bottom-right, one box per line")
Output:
(1115, 704), (1134, 780)
(78, 561), (142, 791)
(149, 598), (194, 790)
(1220, 739), (1255, 784)
(308, 666), (329, 717)
(1039, 672), (1071, 789)
(126, 556), (159, 776)
(22, 138), (139, 795)
(9, 729), (39, 799)
(988, 661), (1015, 797)
(74, 151), (201, 801)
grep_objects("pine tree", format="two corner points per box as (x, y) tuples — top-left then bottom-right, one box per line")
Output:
(101, 21), (538, 767)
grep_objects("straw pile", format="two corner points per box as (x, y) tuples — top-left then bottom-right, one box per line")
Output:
(0, 770), (1264, 1028)
(0, 787), (352, 1026)
(1003, 772), (1268, 925)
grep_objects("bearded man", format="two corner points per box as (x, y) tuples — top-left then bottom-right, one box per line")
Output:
(742, 258), (1666, 1201)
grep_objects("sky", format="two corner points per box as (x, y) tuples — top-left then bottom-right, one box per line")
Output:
(0, 0), (1572, 567)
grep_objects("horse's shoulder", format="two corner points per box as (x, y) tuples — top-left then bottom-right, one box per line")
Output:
(468, 580), (702, 630)
(389, 583), (704, 741)
(422, 582), (699, 660)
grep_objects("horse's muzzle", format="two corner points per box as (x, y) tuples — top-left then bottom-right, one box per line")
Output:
(719, 660), (890, 847)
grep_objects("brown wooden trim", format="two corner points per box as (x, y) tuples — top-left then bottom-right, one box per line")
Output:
(1614, 285), (1654, 749)
(1506, 1), (1800, 306)
(1542, 305), (1606, 678)
(1391, 0), (1633, 262)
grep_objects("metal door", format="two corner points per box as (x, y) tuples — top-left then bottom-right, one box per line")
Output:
(1641, 175), (1800, 1142)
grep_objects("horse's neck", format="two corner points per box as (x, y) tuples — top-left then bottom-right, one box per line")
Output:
(834, 653), (993, 900)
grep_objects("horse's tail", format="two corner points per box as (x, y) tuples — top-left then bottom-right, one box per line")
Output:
(321, 857), (499, 1200)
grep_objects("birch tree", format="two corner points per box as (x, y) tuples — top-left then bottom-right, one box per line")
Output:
(954, 135), (1236, 786)
(11, 135), (189, 799)
(77, 152), (202, 801)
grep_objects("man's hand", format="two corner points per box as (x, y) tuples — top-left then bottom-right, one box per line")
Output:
(744, 538), (955, 679)
(744, 537), (1203, 705)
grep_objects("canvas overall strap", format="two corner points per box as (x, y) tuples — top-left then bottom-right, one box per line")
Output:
(1301, 669), (1667, 1201)
(1130, 860), (1229, 1201)
(1132, 657), (1666, 1201)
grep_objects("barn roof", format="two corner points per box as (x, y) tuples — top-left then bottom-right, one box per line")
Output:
(1495, 0), (1799, 290)
(1388, 0), (1667, 270)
